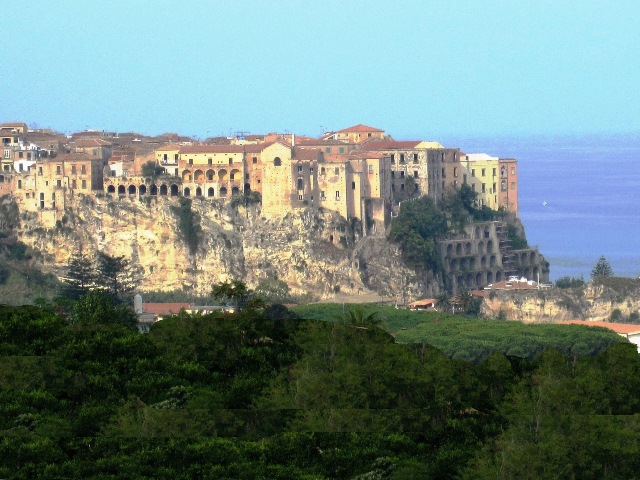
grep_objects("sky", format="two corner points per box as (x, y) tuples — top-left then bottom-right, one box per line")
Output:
(3, 0), (640, 139)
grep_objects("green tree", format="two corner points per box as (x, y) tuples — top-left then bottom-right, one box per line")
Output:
(95, 252), (137, 303)
(211, 279), (252, 309)
(591, 256), (613, 279)
(61, 252), (96, 300)
(69, 289), (138, 328)
(254, 277), (291, 304)
(141, 160), (165, 178)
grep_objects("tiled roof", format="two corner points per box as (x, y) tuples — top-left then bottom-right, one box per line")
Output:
(409, 298), (438, 307)
(292, 148), (321, 160)
(50, 152), (96, 162)
(324, 151), (384, 161)
(558, 320), (640, 335)
(73, 138), (113, 148)
(360, 140), (422, 151)
(337, 124), (384, 133)
(180, 143), (274, 155)
(142, 302), (192, 316)
(155, 143), (183, 151)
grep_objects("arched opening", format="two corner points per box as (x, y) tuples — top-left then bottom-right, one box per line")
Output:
(219, 187), (228, 197)
(476, 272), (483, 286)
(524, 267), (532, 279)
(533, 266), (539, 278)
(274, 157), (282, 166)
(456, 243), (462, 255)
(481, 256), (487, 268)
(184, 187), (191, 197)
(466, 273), (474, 288)
(487, 240), (493, 253)
(450, 259), (457, 270)
(160, 184), (168, 196)
(490, 255), (496, 267)
(475, 226), (481, 238)
(530, 252), (536, 263)
(128, 185), (136, 195)
(447, 244), (453, 256)
(170, 184), (179, 196)
(139, 184), (147, 195)
(206, 169), (215, 181)
(469, 258), (476, 269)
(230, 169), (240, 181)
(218, 169), (228, 181)
(0, 175), (4, 182)
(487, 271), (494, 284)
(465, 242), (472, 254)
(460, 258), (468, 269)
(107, 185), (115, 194)
(244, 183), (250, 192)
(182, 170), (192, 182)
(195, 187), (202, 197)
(207, 187), (214, 197)
(231, 186), (240, 196)
(484, 226), (490, 238)
(520, 252), (527, 264)
(496, 270), (503, 282)
(478, 241), (484, 254)
(118, 185), (125, 195)
(194, 169), (204, 183)
(150, 184), (158, 195)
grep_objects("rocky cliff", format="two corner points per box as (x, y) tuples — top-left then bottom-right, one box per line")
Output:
(482, 278), (640, 322)
(13, 194), (443, 300)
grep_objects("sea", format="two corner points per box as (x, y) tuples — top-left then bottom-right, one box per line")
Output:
(441, 133), (640, 282)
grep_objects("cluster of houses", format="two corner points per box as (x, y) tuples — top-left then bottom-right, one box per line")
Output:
(1, 122), (518, 232)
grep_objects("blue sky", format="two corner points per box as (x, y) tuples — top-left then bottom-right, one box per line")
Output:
(3, 0), (639, 139)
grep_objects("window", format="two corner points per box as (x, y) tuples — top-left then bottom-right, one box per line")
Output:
(3, 150), (9, 158)
(71, 165), (77, 174)
(511, 167), (515, 175)
(390, 154), (395, 163)
(335, 191), (340, 200)
(501, 180), (507, 191)
(320, 191), (325, 200)
(228, 158), (233, 164)
(325, 147), (331, 153)
(297, 178), (304, 190)
(38, 166), (42, 175)
(56, 165), (61, 174)
(339, 147), (345, 153)
(18, 164), (23, 172)
(401, 183), (405, 190)
(72, 179), (77, 188)
(274, 157), (282, 166)
(453, 167), (457, 177)
(352, 181), (356, 190)
(454, 180), (458, 187)
(471, 169), (475, 177)
(297, 165), (303, 173)
(188, 159), (193, 165)
(482, 183), (486, 193)
(463, 174), (467, 184)
(321, 167), (325, 175)
(400, 154), (405, 164)
(298, 195), (303, 200)
(368, 165), (373, 174)
(310, 167), (314, 173)
(18, 152), (23, 159)
(481, 168), (485, 176)
(511, 182), (516, 190)
(492, 168), (496, 177)
(252, 157), (257, 164)
(81, 165), (86, 174)
(163, 153), (168, 161)
(492, 182), (496, 193)
(391, 171), (395, 178)
(334, 167), (339, 175)
(17, 180), (22, 189)
(56, 179), (62, 187)
(400, 171), (405, 178)
(413, 153), (418, 163)
(208, 158), (212, 165)
(82, 179), (86, 188)
(472, 184), (476, 191)
(413, 170), (418, 178)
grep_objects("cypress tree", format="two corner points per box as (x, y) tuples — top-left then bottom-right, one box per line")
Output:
(61, 252), (96, 300)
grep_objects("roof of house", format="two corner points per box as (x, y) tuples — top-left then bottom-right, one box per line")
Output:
(463, 153), (499, 161)
(179, 143), (271, 155)
(292, 147), (321, 161)
(73, 138), (114, 148)
(360, 140), (422, 151)
(558, 320), (640, 336)
(50, 152), (98, 163)
(337, 124), (384, 133)
(142, 302), (192, 316)
(409, 298), (438, 307)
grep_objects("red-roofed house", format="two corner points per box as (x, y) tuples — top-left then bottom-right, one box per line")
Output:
(328, 124), (386, 144)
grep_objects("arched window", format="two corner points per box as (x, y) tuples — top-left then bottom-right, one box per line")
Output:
(170, 184), (179, 196)
(118, 185), (125, 195)
(207, 187), (214, 197)
(219, 187), (228, 197)
(139, 184), (147, 195)
(184, 187), (191, 197)
(274, 157), (282, 166)
(160, 184), (168, 196)
(128, 185), (136, 195)
(196, 187), (202, 197)
(150, 184), (158, 195)
(207, 169), (215, 181)
(107, 185), (115, 193)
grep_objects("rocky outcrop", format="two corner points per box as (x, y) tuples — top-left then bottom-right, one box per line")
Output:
(482, 279), (640, 322)
(14, 194), (441, 300)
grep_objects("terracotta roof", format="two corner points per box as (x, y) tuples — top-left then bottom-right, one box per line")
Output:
(292, 147), (321, 160)
(337, 124), (384, 133)
(409, 298), (438, 307)
(0, 122), (27, 128)
(155, 143), (183, 151)
(324, 152), (385, 162)
(360, 140), (422, 151)
(142, 302), (192, 316)
(73, 138), (113, 148)
(558, 320), (640, 335)
(50, 152), (97, 162)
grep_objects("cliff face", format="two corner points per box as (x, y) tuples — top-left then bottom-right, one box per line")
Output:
(15, 194), (442, 300)
(482, 281), (640, 322)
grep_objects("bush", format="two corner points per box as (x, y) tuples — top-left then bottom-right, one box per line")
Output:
(555, 276), (585, 289)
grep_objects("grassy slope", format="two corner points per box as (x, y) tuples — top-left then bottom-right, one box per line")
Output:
(291, 303), (626, 362)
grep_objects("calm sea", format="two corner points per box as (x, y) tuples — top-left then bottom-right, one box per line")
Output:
(441, 133), (640, 281)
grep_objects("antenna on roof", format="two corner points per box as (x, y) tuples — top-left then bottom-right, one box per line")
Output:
(234, 131), (249, 140)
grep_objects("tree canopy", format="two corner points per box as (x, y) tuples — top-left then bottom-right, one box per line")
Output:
(591, 256), (613, 279)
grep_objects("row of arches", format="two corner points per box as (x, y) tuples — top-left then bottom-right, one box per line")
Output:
(450, 254), (498, 271)
(106, 183), (244, 198)
(454, 270), (505, 290)
(474, 225), (492, 239)
(515, 251), (538, 265)
(181, 168), (241, 183)
(446, 239), (494, 257)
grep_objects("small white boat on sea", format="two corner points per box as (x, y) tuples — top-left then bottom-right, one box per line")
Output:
(542, 201), (548, 206)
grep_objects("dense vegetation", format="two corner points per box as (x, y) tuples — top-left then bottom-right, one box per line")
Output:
(3, 297), (640, 478)
(170, 197), (202, 255)
(388, 186), (515, 274)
